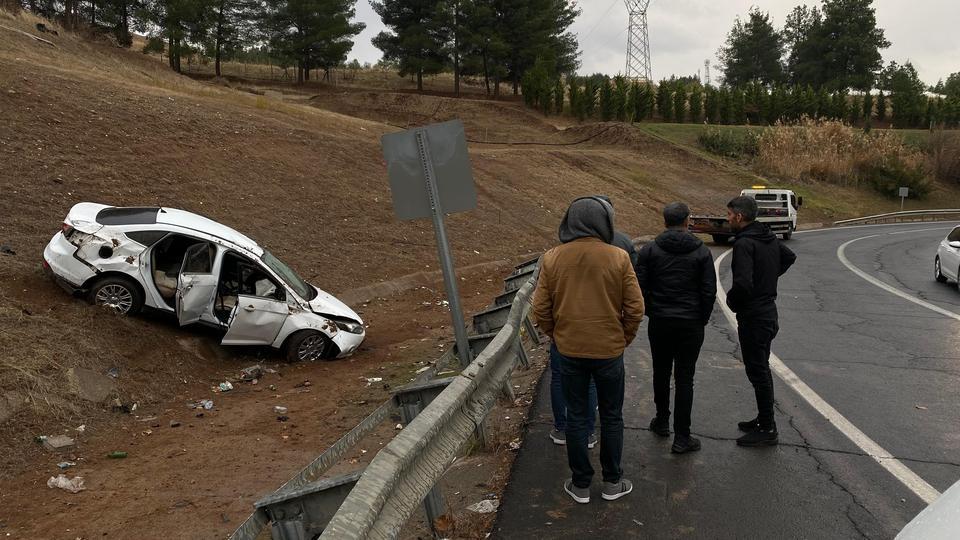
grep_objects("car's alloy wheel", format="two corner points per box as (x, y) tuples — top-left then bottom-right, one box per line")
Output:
(935, 257), (948, 283)
(95, 283), (135, 313)
(297, 333), (331, 361)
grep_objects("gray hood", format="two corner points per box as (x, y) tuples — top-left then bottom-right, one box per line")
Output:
(558, 197), (615, 244)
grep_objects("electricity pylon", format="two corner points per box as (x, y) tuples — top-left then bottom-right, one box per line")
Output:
(625, 0), (652, 82)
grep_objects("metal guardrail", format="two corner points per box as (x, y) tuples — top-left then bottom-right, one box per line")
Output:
(229, 257), (541, 540)
(319, 273), (538, 539)
(834, 209), (960, 226)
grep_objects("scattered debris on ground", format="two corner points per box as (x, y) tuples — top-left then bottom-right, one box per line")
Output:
(47, 474), (85, 493)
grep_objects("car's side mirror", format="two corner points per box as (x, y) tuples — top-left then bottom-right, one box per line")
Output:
(796, 196), (803, 208)
(949, 241), (960, 249)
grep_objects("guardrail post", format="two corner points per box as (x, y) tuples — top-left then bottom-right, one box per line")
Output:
(254, 471), (363, 540)
(394, 378), (454, 537)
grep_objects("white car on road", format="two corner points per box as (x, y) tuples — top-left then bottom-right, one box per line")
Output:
(43, 203), (365, 361)
(934, 225), (960, 286)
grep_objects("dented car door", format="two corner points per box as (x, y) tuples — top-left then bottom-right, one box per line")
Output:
(221, 295), (289, 345)
(176, 243), (218, 326)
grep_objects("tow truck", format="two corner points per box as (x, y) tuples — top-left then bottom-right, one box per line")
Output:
(690, 186), (803, 243)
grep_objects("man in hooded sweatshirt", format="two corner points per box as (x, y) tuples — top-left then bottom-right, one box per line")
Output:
(636, 202), (716, 454)
(533, 196), (645, 504)
(725, 196), (797, 447)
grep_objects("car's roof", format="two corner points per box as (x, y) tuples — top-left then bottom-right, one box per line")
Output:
(92, 205), (263, 256)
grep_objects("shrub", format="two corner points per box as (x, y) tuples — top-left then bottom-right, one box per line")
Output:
(698, 127), (760, 159)
(754, 119), (931, 197)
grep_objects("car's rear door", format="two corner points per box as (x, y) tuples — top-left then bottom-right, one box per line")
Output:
(221, 260), (289, 345)
(176, 243), (218, 326)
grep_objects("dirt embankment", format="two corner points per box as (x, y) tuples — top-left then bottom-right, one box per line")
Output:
(0, 8), (931, 538)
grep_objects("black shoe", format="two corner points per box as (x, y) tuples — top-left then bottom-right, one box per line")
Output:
(649, 416), (670, 437)
(671, 434), (701, 454)
(737, 428), (778, 447)
(737, 417), (760, 432)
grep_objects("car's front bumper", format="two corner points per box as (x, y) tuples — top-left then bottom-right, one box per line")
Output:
(332, 329), (365, 358)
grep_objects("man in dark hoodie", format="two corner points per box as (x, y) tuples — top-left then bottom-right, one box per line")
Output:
(533, 196), (645, 504)
(597, 196), (639, 270)
(725, 196), (797, 447)
(636, 202), (716, 454)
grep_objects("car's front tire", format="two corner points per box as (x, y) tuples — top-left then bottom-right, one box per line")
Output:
(88, 276), (144, 315)
(284, 330), (336, 362)
(935, 257), (948, 283)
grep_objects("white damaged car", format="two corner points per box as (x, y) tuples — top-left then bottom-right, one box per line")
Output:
(43, 203), (365, 361)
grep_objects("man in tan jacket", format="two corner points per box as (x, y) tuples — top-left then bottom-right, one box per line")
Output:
(533, 196), (645, 504)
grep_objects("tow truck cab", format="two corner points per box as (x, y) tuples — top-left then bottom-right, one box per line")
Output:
(741, 187), (803, 239)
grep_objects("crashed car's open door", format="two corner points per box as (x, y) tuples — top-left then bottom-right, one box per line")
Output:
(221, 295), (288, 345)
(175, 243), (218, 326)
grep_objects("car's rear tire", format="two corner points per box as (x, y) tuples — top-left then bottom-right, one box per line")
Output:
(284, 330), (336, 362)
(782, 227), (794, 241)
(88, 275), (144, 315)
(934, 257), (948, 283)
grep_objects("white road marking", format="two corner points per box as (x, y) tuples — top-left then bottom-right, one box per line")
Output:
(837, 232), (960, 322)
(715, 250), (941, 505)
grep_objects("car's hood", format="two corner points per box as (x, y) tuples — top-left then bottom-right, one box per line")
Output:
(307, 286), (363, 324)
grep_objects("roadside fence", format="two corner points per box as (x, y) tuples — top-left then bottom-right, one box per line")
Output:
(229, 256), (542, 540)
(834, 209), (960, 227)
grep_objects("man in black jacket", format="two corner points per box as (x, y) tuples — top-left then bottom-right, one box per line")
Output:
(636, 202), (716, 453)
(725, 196), (797, 447)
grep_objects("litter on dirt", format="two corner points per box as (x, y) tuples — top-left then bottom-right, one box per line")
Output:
(218, 382), (234, 392)
(239, 365), (263, 381)
(106, 367), (120, 378)
(274, 406), (288, 415)
(276, 415), (289, 422)
(107, 451), (128, 459)
(47, 474), (85, 493)
(57, 461), (76, 470)
(42, 435), (75, 452)
(466, 499), (500, 514)
(365, 377), (383, 387)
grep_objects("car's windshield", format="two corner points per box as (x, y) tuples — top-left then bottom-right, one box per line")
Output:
(261, 251), (316, 301)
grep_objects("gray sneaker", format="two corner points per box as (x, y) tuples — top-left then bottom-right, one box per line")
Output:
(564, 479), (590, 504)
(588, 433), (598, 449)
(601, 479), (633, 501)
(549, 429), (566, 445)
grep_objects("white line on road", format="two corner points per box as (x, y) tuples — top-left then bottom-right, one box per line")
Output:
(837, 231), (960, 322)
(715, 250), (941, 505)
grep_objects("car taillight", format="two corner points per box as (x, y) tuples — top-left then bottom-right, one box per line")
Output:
(61, 222), (74, 236)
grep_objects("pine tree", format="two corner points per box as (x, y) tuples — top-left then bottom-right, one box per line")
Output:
(599, 78), (614, 121)
(705, 86), (719, 124)
(627, 81), (641, 123)
(641, 82), (655, 119)
(673, 82), (686, 123)
(656, 80), (672, 122)
(372, 0), (447, 91)
(876, 89), (887, 122)
(718, 87), (733, 124)
(554, 78), (564, 115)
(568, 77), (584, 120)
(613, 75), (629, 121)
(719, 8), (784, 86)
(862, 91), (874, 124)
(815, 87), (831, 119)
(732, 87), (747, 124)
(803, 85), (817, 118)
(848, 95), (862, 125)
(688, 84), (703, 123)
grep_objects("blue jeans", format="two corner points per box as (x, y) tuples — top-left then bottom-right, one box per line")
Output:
(558, 349), (625, 488)
(550, 344), (596, 434)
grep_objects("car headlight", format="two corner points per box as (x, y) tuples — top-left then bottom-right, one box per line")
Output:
(333, 319), (364, 334)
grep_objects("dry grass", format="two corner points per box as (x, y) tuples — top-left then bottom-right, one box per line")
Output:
(755, 119), (931, 196)
(927, 129), (960, 185)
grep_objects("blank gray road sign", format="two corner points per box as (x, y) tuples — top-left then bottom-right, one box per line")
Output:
(381, 119), (477, 221)
(899, 187), (910, 198)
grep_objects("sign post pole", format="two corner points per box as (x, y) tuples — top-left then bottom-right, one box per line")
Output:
(414, 129), (474, 370)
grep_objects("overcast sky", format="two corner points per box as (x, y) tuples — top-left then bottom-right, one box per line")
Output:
(349, 0), (959, 86)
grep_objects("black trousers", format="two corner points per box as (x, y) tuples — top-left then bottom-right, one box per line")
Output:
(559, 351), (625, 489)
(648, 318), (705, 436)
(737, 317), (780, 430)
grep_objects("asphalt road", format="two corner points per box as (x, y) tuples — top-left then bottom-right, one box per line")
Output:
(494, 223), (960, 539)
